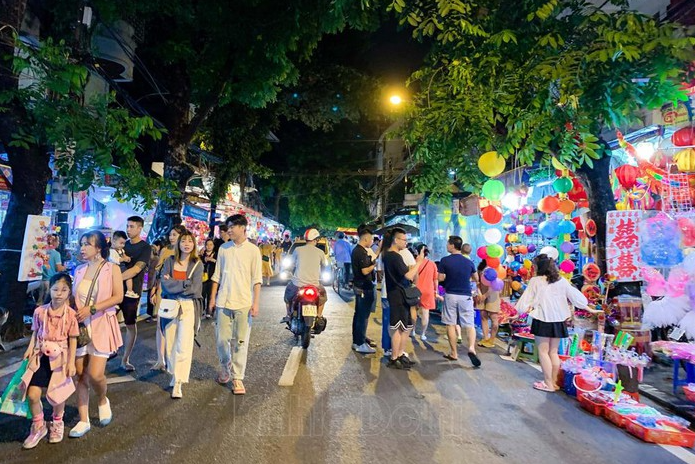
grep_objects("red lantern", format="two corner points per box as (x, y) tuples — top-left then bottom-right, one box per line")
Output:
(673, 127), (695, 147)
(585, 219), (597, 237)
(567, 178), (587, 202)
(538, 196), (559, 214)
(614, 164), (642, 190)
(571, 216), (583, 231)
(481, 205), (503, 224)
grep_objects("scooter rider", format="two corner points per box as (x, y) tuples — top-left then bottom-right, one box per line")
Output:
(282, 229), (329, 323)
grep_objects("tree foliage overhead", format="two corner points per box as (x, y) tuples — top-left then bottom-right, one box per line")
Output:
(390, 0), (695, 195)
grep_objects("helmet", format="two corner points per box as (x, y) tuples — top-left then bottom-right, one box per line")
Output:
(305, 228), (320, 241)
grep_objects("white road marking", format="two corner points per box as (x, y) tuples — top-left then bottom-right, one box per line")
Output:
(106, 375), (137, 385)
(278, 346), (304, 387)
(494, 338), (695, 462)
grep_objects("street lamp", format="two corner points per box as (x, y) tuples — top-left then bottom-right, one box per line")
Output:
(389, 94), (403, 106)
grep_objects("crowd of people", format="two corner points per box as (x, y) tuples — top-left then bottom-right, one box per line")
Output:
(17, 217), (585, 449)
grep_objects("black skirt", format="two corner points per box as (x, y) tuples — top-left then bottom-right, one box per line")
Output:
(28, 355), (52, 388)
(531, 319), (568, 338)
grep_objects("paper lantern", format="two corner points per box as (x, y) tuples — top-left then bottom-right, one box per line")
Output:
(539, 220), (559, 238)
(559, 260), (576, 273)
(478, 151), (506, 177)
(486, 257), (501, 268)
(558, 219), (576, 235)
(614, 164), (641, 190)
(558, 199), (576, 215)
(483, 228), (502, 244)
(481, 205), (503, 224)
(518, 268), (529, 278)
(527, 244), (536, 253)
(585, 219), (597, 237)
(560, 241), (575, 254)
(524, 225), (534, 236)
(483, 268), (498, 282)
(568, 178), (587, 201)
(481, 179), (505, 200)
(496, 266), (507, 280)
(511, 281), (522, 291)
(486, 244), (504, 258)
(538, 196), (559, 214)
(553, 177), (573, 194)
(510, 261), (522, 271)
(672, 127), (695, 147)
(583, 263), (601, 281)
(476, 246), (488, 259)
(491, 278), (504, 291)
(517, 245), (528, 255)
(571, 217), (583, 232)
(523, 259), (532, 269)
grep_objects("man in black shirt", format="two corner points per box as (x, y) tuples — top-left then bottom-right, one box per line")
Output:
(213, 224), (229, 252)
(351, 226), (377, 354)
(281, 233), (292, 254)
(120, 215), (152, 371)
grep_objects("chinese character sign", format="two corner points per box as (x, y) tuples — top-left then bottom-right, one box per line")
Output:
(18, 215), (51, 282)
(606, 210), (643, 282)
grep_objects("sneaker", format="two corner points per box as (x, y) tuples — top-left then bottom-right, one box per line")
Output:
(477, 338), (488, 347)
(457, 337), (463, 345)
(355, 343), (376, 354)
(171, 381), (183, 399)
(351, 344), (359, 351)
(386, 358), (411, 370)
(23, 421), (47, 449)
(384, 349), (392, 357)
(48, 420), (64, 444)
(125, 290), (139, 299)
(98, 397), (112, 426)
(68, 421), (91, 438)
(365, 338), (377, 348)
(482, 339), (496, 348)
(399, 354), (416, 366)
(280, 316), (291, 323)
(410, 331), (418, 338)
(420, 334), (428, 342)
(216, 370), (231, 385)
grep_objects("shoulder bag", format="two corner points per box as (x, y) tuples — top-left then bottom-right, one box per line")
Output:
(159, 260), (200, 320)
(77, 260), (107, 348)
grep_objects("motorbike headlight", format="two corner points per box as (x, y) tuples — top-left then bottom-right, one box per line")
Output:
(280, 271), (289, 281)
(321, 270), (332, 284)
(282, 257), (293, 269)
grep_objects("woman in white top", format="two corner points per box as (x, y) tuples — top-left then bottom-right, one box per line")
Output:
(515, 254), (589, 392)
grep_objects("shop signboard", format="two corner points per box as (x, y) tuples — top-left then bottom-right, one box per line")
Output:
(182, 203), (209, 222)
(18, 214), (51, 281)
(606, 210), (643, 282)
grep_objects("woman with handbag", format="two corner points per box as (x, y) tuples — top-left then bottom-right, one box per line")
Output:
(151, 225), (187, 370)
(201, 238), (217, 318)
(515, 254), (589, 392)
(414, 244), (441, 342)
(159, 230), (204, 399)
(70, 231), (124, 438)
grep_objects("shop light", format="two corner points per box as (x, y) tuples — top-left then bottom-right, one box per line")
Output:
(635, 141), (655, 160)
(78, 216), (95, 228)
(501, 192), (520, 210)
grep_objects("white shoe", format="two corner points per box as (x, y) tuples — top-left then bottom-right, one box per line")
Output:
(421, 335), (428, 342)
(411, 331), (418, 338)
(69, 421), (91, 438)
(355, 343), (376, 354)
(98, 398), (112, 426)
(172, 382), (183, 399)
(125, 290), (139, 299)
(351, 344), (358, 351)
(384, 349), (392, 357)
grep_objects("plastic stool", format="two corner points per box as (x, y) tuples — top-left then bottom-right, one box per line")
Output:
(513, 334), (538, 363)
(672, 359), (695, 395)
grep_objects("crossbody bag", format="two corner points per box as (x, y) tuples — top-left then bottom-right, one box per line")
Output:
(159, 260), (200, 320)
(77, 260), (107, 348)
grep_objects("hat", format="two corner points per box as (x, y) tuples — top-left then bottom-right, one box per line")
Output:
(304, 228), (320, 241)
(539, 246), (559, 261)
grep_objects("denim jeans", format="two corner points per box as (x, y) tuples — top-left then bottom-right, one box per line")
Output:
(216, 307), (252, 380)
(381, 297), (391, 351)
(352, 287), (374, 346)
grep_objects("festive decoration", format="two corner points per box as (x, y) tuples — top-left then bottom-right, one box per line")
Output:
(486, 257), (501, 268)
(527, 244), (536, 253)
(678, 217), (695, 247)
(483, 268), (498, 282)
(559, 260), (576, 273)
(486, 244), (504, 258)
(538, 196), (559, 214)
(615, 164), (642, 190)
(496, 266), (507, 279)
(553, 177), (573, 194)
(560, 241), (575, 254)
(640, 212), (683, 267)
(672, 127), (695, 147)
(524, 225), (534, 236)
(491, 278), (504, 291)
(481, 179), (506, 200)
(673, 148), (695, 172)
(558, 199), (576, 215)
(539, 220), (559, 238)
(585, 219), (597, 237)
(478, 151), (506, 177)
(477, 246), (488, 259)
(481, 205), (503, 224)
(483, 228), (502, 244)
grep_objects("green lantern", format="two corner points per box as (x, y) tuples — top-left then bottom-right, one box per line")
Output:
(481, 179), (505, 201)
(553, 177), (573, 194)
(486, 244), (504, 258)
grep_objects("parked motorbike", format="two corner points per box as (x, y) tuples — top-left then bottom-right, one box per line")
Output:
(286, 284), (326, 348)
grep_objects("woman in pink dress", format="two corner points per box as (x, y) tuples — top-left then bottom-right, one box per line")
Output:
(414, 244), (442, 341)
(69, 231), (124, 438)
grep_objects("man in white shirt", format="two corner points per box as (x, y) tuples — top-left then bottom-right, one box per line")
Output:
(209, 214), (262, 395)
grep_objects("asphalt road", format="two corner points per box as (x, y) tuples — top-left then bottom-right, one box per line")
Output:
(0, 283), (693, 464)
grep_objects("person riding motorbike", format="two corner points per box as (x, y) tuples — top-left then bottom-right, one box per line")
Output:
(282, 229), (329, 325)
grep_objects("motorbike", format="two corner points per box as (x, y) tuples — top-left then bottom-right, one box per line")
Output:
(286, 284), (326, 348)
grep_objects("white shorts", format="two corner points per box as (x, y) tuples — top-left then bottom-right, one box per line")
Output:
(76, 342), (112, 359)
(442, 294), (475, 328)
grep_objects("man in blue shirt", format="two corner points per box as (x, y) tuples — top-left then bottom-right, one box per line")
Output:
(438, 236), (480, 368)
(333, 232), (352, 287)
(38, 234), (65, 304)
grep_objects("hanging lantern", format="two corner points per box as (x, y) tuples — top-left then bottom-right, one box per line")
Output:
(614, 164), (642, 190)
(553, 177), (573, 194)
(478, 151), (506, 177)
(585, 219), (597, 237)
(538, 196), (560, 214)
(481, 179), (506, 200)
(481, 205), (503, 224)
(558, 199), (576, 215)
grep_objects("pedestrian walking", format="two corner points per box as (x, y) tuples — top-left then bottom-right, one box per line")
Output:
(70, 231), (124, 438)
(414, 243), (441, 341)
(515, 253), (589, 392)
(334, 232), (352, 287)
(37, 234), (66, 305)
(382, 227), (418, 369)
(150, 225), (187, 370)
(119, 216), (152, 372)
(201, 238), (217, 318)
(145, 238), (164, 322)
(159, 230), (204, 399)
(21, 273), (78, 449)
(438, 236), (481, 367)
(259, 240), (274, 286)
(208, 214), (262, 395)
(351, 226), (377, 354)
(476, 261), (501, 348)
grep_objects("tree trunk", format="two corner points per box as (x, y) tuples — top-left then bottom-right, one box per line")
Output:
(208, 199), (217, 239)
(0, 147), (52, 339)
(148, 143), (193, 241)
(577, 152), (615, 274)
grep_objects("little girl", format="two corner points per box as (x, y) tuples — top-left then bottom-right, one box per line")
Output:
(21, 272), (79, 449)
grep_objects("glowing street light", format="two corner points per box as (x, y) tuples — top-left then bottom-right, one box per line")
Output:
(389, 95), (403, 106)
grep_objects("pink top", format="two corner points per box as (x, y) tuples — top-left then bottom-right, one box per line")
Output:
(73, 261), (123, 353)
(32, 304), (79, 342)
(416, 259), (439, 310)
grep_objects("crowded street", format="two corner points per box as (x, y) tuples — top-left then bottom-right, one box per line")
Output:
(0, 282), (692, 464)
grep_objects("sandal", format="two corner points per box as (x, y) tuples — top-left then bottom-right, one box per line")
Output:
(232, 379), (246, 395)
(443, 354), (459, 361)
(120, 362), (135, 372)
(533, 381), (555, 392)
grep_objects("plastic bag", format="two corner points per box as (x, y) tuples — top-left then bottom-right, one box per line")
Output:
(0, 359), (32, 418)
